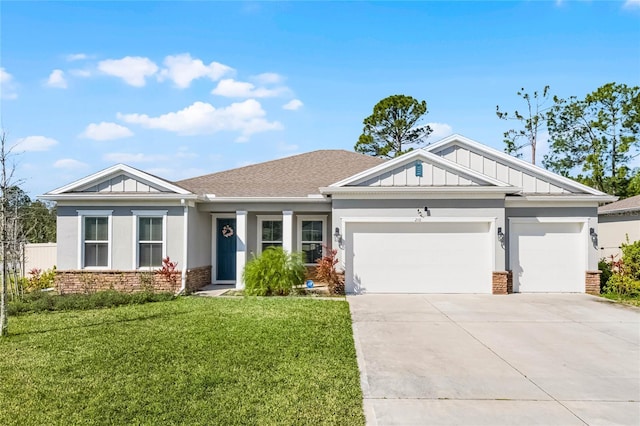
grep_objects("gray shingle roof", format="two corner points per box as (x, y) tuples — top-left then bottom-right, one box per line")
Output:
(176, 150), (386, 197)
(598, 194), (640, 214)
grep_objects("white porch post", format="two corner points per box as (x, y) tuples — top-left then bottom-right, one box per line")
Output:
(235, 210), (247, 289)
(282, 210), (293, 253)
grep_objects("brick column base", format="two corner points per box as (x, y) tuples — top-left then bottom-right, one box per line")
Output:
(492, 271), (513, 295)
(586, 271), (601, 295)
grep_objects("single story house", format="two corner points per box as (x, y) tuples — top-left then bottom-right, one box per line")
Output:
(42, 135), (615, 295)
(598, 194), (640, 260)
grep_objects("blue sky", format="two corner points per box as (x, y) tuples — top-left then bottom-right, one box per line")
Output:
(1, 1), (639, 197)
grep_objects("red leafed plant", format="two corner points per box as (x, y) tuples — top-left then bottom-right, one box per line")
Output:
(315, 245), (345, 295)
(156, 257), (179, 287)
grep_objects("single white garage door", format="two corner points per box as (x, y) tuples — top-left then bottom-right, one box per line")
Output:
(346, 221), (492, 293)
(510, 220), (585, 293)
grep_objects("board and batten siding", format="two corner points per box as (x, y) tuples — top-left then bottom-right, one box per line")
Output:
(436, 145), (571, 194)
(357, 161), (481, 187)
(56, 206), (185, 270)
(79, 174), (171, 193)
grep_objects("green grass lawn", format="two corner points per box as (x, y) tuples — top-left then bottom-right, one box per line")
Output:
(0, 297), (364, 425)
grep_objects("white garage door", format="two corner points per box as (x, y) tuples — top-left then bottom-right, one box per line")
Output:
(346, 221), (492, 293)
(510, 220), (585, 293)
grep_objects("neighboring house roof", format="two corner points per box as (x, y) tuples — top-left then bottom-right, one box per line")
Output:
(599, 194), (640, 215)
(176, 150), (385, 197)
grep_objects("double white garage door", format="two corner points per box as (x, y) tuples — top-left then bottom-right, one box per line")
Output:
(345, 219), (586, 294)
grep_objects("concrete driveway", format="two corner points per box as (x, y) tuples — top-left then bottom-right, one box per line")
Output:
(348, 294), (640, 425)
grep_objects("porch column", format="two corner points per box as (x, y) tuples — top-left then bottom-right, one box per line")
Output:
(235, 210), (247, 289)
(282, 210), (293, 253)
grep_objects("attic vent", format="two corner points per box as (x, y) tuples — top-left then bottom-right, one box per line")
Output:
(415, 161), (423, 177)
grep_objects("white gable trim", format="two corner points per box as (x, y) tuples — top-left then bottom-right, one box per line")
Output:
(426, 134), (606, 196)
(46, 164), (192, 195)
(329, 149), (510, 188)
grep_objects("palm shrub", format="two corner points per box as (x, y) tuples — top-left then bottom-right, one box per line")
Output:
(243, 247), (305, 296)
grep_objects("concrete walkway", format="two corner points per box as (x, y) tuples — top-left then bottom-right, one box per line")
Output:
(348, 294), (640, 426)
(192, 284), (234, 297)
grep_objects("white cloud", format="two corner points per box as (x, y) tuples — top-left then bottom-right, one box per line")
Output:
(12, 136), (59, 152)
(624, 0), (640, 8)
(282, 99), (303, 110)
(46, 69), (68, 88)
(98, 56), (158, 87)
(66, 53), (89, 61)
(54, 158), (88, 170)
(118, 99), (283, 140)
(69, 69), (92, 78)
(252, 72), (284, 85)
(158, 53), (234, 88)
(211, 78), (289, 98)
(103, 152), (166, 163)
(80, 122), (133, 141)
(0, 67), (18, 99)
(426, 122), (453, 141)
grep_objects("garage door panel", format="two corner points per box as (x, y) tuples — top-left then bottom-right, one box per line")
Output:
(510, 221), (585, 293)
(347, 221), (492, 294)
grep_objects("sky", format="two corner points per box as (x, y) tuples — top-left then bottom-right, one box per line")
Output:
(1, 1), (639, 198)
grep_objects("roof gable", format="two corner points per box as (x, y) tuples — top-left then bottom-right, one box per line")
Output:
(46, 164), (191, 196)
(425, 134), (606, 196)
(330, 149), (509, 188)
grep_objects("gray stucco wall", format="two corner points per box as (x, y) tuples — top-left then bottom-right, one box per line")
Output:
(332, 198), (507, 271)
(188, 205), (212, 268)
(57, 206), (185, 270)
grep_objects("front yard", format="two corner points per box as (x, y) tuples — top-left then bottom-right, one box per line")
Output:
(0, 297), (364, 425)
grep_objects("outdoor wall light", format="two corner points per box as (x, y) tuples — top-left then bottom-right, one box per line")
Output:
(497, 227), (505, 243)
(590, 227), (597, 237)
(334, 227), (342, 242)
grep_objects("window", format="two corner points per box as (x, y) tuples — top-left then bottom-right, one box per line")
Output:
(84, 217), (109, 267)
(259, 217), (283, 253)
(139, 217), (163, 267)
(132, 210), (167, 269)
(77, 210), (112, 269)
(298, 216), (326, 265)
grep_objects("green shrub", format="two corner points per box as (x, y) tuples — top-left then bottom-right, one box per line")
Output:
(598, 259), (613, 291)
(25, 267), (57, 292)
(243, 247), (305, 296)
(602, 240), (640, 298)
(7, 290), (175, 316)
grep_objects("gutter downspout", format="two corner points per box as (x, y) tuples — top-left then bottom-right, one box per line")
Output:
(180, 199), (189, 294)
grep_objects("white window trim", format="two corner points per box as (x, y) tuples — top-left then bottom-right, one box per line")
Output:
(77, 210), (113, 270)
(257, 215), (283, 255)
(132, 210), (168, 270)
(297, 215), (327, 265)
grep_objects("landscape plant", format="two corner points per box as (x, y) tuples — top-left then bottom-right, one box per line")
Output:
(243, 247), (305, 296)
(315, 246), (345, 295)
(601, 239), (640, 303)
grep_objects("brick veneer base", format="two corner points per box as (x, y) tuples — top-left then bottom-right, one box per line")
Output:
(56, 265), (212, 294)
(492, 271), (513, 295)
(585, 270), (601, 295)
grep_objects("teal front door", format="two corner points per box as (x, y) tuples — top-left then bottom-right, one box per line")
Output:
(217, 218), (237, 281)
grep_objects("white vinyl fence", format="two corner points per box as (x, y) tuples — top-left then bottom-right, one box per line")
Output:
(23, 243), (57, 275)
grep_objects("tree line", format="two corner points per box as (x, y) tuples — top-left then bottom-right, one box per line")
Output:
(355, 83), (640, 198)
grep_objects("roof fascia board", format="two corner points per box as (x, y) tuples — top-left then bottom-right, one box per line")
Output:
(321, 186), (520, 195)
(40, 193), (198, 202)
(329, 149), (509, 188)
(425, 134), (605, 196)
(203, 196), (330, 203)
(47, 164), (192, 195)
